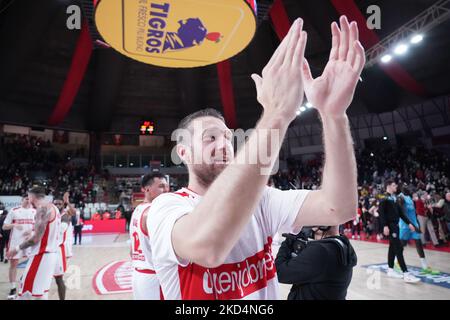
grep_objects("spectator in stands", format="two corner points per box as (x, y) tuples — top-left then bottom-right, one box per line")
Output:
(431, 193), (448, 245)
(352, 206), (362, 240)
(103, 211), (111, 220)
(444, 192), (450, 238)
(72, 210), (84, 245)
(414, 192), (438, 246)
(92, 211), (101, 221)
(368, 199), (382, 240)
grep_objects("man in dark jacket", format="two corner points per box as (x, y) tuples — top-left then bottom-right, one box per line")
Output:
(275, 226), (357, 300)
(378, 179), (420, 283)
(0, 204), (10, 263)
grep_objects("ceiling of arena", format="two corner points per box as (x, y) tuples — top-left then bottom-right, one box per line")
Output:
(0, 0), (449, 135)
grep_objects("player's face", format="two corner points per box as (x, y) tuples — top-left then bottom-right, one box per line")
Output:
(144, 178), (169, 200)
(53, 200), (64, 210)
(180, 117), (234, 187)
(28, 193), (38, 207)
(387, 183), (397, 193)
(21, 196), (30, 208)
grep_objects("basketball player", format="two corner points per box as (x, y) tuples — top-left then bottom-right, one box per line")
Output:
(6, 186), (61, 299)
(130, 173), (168, 300)
(2, 194), (36, 300)
(53, 192), (76, 300)
(398, 186), (439, 275)
(147, 16), (365, 299)
(379, 180), (420, 283)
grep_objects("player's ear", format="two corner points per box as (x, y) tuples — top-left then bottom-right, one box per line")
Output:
(176, 144), (189, 164)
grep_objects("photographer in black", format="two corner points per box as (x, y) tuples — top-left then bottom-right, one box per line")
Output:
(275, 226), (357, 300)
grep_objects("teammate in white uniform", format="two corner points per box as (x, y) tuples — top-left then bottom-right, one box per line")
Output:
(7, 186), (61, 300)
(130, 173), (169, 300)
(147, 16), (365, 299)
(53, 192), (76, 300)
(2, 195), (36, 299)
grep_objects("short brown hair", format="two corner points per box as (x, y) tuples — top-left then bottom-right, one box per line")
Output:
(28, 186), (46, 198)
(176, 108), (225, 143)
(384, 179), (396, 189)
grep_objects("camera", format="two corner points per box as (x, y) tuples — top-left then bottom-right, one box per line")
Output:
(281, 231), (309, 256)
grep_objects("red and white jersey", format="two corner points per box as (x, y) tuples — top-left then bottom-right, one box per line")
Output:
(5, 206), (36, 246)
(130, 202), (154, 271)
(30, 204), (61, 256)
(5, 206), (35, 258)
(65, 222), (74, 258)
(59, 213), (70, 247)
(147, 187), (310, 300)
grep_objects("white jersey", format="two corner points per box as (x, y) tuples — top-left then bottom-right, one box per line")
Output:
(130, 202), (154, 270)
(147, 187), (310, 300)
(65, 222), (74, 258)
(5, 206), (36, 258)
(30, 204), (61, 256)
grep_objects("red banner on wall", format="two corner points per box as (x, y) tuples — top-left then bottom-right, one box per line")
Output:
(82, 219), (126, 234)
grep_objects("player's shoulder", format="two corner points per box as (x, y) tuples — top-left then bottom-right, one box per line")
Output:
(11, 206), (21, 212)
(150, 189), (194, 207)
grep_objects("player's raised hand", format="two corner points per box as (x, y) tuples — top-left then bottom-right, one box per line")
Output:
(302, 16), (365, 118)
(251, 18), (307, 122)
(63, 192), (70, 204)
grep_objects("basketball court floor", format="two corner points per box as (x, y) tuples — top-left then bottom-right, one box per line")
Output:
(1, 233), (449, 300)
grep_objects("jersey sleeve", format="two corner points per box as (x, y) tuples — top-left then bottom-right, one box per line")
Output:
(147, 193), (192, 268)
(4, 211), (13, 225)
(261, 187), (311, 236)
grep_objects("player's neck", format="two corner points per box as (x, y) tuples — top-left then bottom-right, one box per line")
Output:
(187, 179), (206, 196)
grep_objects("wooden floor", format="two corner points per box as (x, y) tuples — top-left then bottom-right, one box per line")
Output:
(1, 234), (449, 300)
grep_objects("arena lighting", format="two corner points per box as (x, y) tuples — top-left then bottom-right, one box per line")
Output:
(394, 43), (409, 55)
(370, 153), (374, 157)
(296, 110), (301, 116)
(411, 34), (424, 44)
(383, 136), (388, 141)
(300, 106), (306, 112)
(130, 163), (134, 167)
(381, 54), (393, 63)
(306, 102), (313, 108)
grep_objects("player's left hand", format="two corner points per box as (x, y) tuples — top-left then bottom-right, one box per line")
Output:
(302, 16), (365, 119)
(63, 192), (70, 204)
(6, 249), (17, 259)
(408, 224), (416, 232)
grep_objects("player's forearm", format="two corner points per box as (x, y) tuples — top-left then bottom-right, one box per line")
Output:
(176, 113), (289, 267)
(319, 114), (357, 223)
(19, 236), (38, 250)
(66, 203), (76, 216)
(2, 223), (13, 231)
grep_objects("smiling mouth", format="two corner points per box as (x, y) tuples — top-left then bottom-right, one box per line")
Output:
(212, 159), (229, 164)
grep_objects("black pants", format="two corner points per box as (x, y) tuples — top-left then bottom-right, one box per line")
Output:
(0, 236), (6, 261)
(387, 225), (408, 272)
(74, 226), (82, 244)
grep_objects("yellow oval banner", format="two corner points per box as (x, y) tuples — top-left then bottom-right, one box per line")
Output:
(95, 0), (257, 68)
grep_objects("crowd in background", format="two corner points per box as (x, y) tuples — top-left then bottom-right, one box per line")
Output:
(0, 133), (109, 210)
(1, 134), (449, 240)
(271, 145), (450, 247)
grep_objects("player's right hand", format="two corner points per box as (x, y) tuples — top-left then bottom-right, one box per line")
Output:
(251, 18), (307, 123)
(14, 224), (23, 231)
(383, 226), (389, 236)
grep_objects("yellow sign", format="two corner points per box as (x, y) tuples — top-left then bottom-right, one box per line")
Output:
(95, 0), (257, 68)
